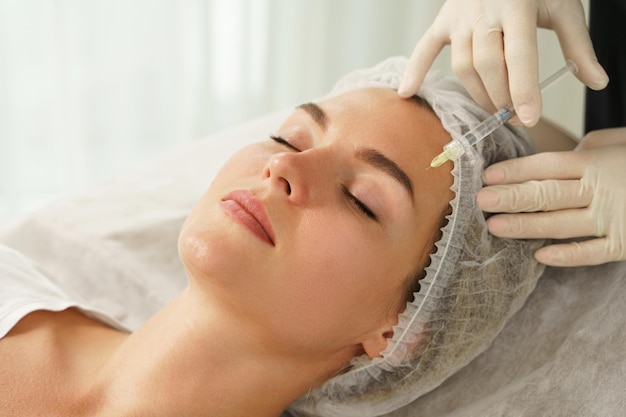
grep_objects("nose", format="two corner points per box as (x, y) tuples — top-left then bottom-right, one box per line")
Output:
(262, 149), (332, 206)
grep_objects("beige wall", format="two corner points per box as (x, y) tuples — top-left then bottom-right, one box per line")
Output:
(537, 0), (589, 139)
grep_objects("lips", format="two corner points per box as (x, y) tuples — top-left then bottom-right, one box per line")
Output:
(219, 190), (276, 246)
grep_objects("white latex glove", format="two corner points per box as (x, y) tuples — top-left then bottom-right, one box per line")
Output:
(398, 0), (609, 127)
(476, 128), (626, 267)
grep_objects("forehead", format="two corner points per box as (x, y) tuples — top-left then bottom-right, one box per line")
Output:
(315, 88), (453, 203)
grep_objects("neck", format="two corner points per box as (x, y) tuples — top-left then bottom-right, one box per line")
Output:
(88, 287), (344, 417)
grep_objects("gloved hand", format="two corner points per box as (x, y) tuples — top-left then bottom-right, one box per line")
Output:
(476, 127), (626, 266)
(398, 0), (608, 126)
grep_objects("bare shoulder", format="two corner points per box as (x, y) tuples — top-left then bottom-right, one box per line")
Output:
(0, 309), (126, 416)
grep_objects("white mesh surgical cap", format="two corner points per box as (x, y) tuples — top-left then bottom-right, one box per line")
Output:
(287, 56), (546, 417)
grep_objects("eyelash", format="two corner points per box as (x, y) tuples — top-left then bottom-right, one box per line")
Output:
(270, 135), (300, 152)
(270, 135), (377, 221)
(342, 186), (377, 221)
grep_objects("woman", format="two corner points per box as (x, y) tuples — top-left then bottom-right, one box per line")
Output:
(0, 57), (543, 417)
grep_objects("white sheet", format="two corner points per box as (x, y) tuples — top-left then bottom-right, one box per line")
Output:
(388, 261), (626, 416)
(0, 109), (289, 330)
(1, 109), (625, 416)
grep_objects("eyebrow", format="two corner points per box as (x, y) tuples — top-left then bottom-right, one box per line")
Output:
(297, 101), (414, 201)
(297, 102), (328, 131)
(357, 148), (414, 200)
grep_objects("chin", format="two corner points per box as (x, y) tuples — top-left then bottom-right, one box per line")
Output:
(178, 229), (212, 276)
(177, 222), (261, 287)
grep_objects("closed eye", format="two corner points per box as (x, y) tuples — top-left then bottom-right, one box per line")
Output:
(342, 186), (377, 221)
(270, 135), (301, 152)
(270, 135), (377, 221)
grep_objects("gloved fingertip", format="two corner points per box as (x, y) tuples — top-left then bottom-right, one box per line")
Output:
(535, 246), (570, 267)
(589, 61), (609, 90)
(397, 76), (414, 98)
(516, 104), (538, 127)
(534, 247), (551, 265)
(482, 167), (505, 185)
(486, 216), (509, 234)
(476, 188), (500, 210)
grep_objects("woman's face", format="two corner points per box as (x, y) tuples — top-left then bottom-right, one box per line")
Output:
(179, 88), (453, 360)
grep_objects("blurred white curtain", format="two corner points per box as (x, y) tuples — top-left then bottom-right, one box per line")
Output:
(0, 0), (448, 223)
(0, 0), (584, 224)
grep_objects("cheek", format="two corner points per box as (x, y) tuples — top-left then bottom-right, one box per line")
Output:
(279, 212), (409, 326)
(296, 215), (383, 281)
(179, 144), (271, 269)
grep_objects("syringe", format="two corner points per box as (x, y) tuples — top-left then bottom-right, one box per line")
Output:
(429, 60), (578, 168)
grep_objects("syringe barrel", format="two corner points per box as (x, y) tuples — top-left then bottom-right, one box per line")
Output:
(430, 61), (576, 168)
(462, 105), (514, 147)
(441, 139), (466, 161)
